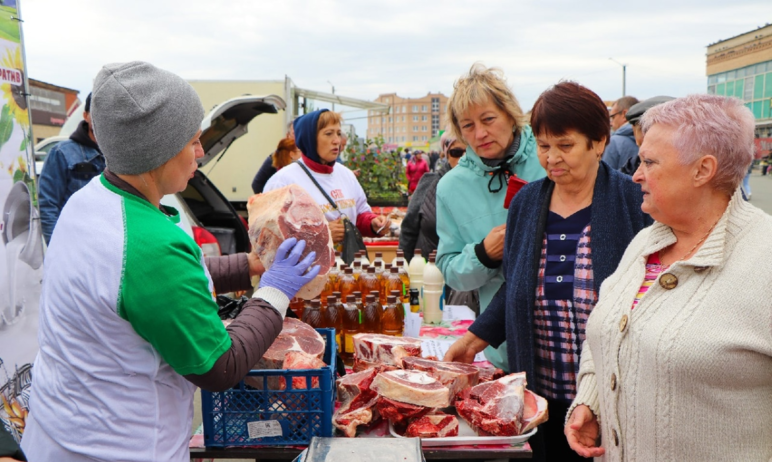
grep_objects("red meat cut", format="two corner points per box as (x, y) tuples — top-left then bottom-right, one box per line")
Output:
(352, 333), (422, 371)
(404, 412), (459, 438)
(333, 368), (380, 437)
(279, 350), (326, 390)
(370, 369), (450, 408)
(402, 357), (479, 400)
(456, 372), (535, 436)
(375, 396), (431, 427)
(247, 318), (325, 389)
(247, 184), (335, 299)
(476, 365), (506, 383)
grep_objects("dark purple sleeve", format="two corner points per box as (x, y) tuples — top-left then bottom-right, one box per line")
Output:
(204, 253), (253, 294)
(184, 297), (283, 392)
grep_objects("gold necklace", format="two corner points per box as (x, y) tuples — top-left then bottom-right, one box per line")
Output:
(662, 216), (721, 265)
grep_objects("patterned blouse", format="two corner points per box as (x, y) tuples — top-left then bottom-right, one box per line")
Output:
(632, 253), (667, 309)
(533, 206), (597, 403)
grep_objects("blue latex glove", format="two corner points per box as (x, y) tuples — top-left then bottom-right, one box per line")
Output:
(258, 237), (321, 300)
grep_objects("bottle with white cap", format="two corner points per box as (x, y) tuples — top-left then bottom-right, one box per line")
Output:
(408, 249), (426, 313)
(422, 251), (444, 324)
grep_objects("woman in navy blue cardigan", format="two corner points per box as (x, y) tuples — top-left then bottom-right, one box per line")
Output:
(445, 82), (652, 462)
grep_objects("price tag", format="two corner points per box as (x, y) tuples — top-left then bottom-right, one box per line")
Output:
(247, 420), (282, 439)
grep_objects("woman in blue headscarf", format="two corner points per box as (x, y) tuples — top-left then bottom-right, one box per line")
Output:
(264, 109), (390, 248)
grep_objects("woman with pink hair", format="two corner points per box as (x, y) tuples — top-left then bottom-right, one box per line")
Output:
(566, 94), (772, 461)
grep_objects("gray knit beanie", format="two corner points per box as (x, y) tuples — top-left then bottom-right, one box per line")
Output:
(91, 61), (204, 175)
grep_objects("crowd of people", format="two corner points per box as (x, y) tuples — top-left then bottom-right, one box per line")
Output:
(10, 58), (772, 462)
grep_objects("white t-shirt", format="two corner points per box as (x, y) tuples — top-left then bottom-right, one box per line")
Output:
(264, 159), (372, 225)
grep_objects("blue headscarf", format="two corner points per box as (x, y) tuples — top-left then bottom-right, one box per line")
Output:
(293, 109), (329, 165)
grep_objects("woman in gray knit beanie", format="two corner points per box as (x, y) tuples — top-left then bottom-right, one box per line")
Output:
(22, 61), (319, 462)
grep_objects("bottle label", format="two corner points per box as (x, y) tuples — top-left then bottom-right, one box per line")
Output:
(409, 288), (420, 313)
(335, 333), (341, 352)
(345, 334), (354, 353)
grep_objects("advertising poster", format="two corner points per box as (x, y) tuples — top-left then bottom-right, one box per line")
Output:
(0, 0), (43, 444)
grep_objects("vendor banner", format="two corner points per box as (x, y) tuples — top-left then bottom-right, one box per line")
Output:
(0, 0), (43, 444)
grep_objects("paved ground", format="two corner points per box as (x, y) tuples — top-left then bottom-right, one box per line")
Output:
(747, 170), (772, 214)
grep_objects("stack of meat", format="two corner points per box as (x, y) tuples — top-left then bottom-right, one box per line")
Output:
(333, 333), (548, 439)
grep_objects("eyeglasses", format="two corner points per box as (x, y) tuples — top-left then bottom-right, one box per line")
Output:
(609, 111), (622, 120)
(448, 148), (466, 158)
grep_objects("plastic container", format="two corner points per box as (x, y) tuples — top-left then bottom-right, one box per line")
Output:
(341, 295), (361, 362)
(408, 249), (426, 312)
(201, 328), (337, 447)
(423, 253), (444, 324)
(391, 250), (409, 273)
(302, 299), (323, 328)
(381, 295), (404, 336)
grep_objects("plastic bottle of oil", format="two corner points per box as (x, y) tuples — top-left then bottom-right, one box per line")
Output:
(371, 252), (385, 270)
(358, 250), (371, 268)
(362, 294), (382, 334)
(392, 249), (409, 273)
(397, 264), (410, 304)
(339, 267), (358, 303)
(327, 262), (341, 293)
(352, 261), (362, 282)
(334, 251), (345, 271)
(386, 267), (405, 306)
(324, 295), (343, 352)
(320, 274), (334, 308)
(381, 295), (404, 337)
(341, 294), (362, 363)
(359, 266), (379, 300)
(302, 299), (323, 329)
(290, 297), (305, 319)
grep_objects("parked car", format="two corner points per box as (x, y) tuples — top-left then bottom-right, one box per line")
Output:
(34, 95), (286, 258)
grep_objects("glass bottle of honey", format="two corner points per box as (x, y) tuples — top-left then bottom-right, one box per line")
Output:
(324, 295), (343, 352)
(302, 299), (323, 329)
(361, 294), (382, 334)
(341, 294), (362, 363)
(338, 267), (358, 303)
(381, 295), (404, 337)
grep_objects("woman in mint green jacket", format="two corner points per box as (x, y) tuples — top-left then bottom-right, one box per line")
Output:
(436, 64), (545, 371)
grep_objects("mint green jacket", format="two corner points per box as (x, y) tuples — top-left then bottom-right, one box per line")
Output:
(435, 125), (545, 370)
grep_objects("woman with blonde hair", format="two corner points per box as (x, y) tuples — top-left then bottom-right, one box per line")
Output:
(436, 63), (545, 371)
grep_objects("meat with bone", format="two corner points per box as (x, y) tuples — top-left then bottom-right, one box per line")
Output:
(333, 368), (381, 437)
(279, 350), (326, 390)
(404, 412), (459, 438)
(475, 365), (506, 383)
(521, 389), (549, 433)
(402, 357), (479, 399)
(247, 318), (325, 389)
(352, 334), (422, 371)
(247, 184), (335, 300)
(455, 372), (532, 436)
(370, 369), (450, 408)
(375, 396), (431, 427)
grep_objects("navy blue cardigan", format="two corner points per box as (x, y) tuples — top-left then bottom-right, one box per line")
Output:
(469, 162), (653, 382)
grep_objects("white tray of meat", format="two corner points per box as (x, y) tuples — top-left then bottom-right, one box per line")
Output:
(389, 410), (537, 447)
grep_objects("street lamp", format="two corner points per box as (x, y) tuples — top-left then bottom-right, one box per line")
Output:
(609, 58), (627, 97)
(327, 80), (335, 111)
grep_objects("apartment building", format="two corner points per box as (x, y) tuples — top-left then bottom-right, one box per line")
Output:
(367, 92), (449, 149)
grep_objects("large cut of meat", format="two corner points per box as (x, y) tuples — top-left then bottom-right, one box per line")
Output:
(476, 365), (506, 383)
(455, 372), (530, 436)
(279, 351), (326, 390)
(352, 334), (422, 371)
(405, 412), (459, 438)
(376, 396), (431, 427)
(247, 184), (335, 299)
(521, 389), (549, 433)
(247, 318), (325, 389)
(402, 357), (479, 399)
(370, 370), (450, 408)
(333, 368), (380, 437)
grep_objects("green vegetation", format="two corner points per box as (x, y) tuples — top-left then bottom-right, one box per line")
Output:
(344, 135), (407, 205)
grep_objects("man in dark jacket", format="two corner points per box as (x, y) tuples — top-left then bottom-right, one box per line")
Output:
(38, 93), (103, 244)
(602, 95), (639, 170)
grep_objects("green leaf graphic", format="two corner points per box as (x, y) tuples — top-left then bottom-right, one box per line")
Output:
(12, 168), (22, 183)
(0, 104), (13, 151)
(19, 135), (26, 152)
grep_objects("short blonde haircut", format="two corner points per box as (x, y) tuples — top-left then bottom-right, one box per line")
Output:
(447, 63), (526, 140)
(317, 110), (343, 132)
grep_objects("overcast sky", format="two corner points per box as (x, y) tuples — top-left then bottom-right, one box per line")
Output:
(20, 0), (772, 136)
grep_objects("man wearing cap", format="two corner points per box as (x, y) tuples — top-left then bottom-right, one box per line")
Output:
(602, 95), (639, 170)
(22, 62), (320, 462)
(38, 93), (104, 244)
(619, 95), (676, 176)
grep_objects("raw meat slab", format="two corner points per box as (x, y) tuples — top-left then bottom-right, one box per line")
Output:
(455, 372), (527, 436)
(371, 369), (450, 408)
(352, 334), (422, 371)
(333, 368), (380, 437)
(280, 350), (326, 390)
(521, 389), (549, 433)
(405, 412), (459, 438)
(376, 396), (431, 427)
(402, 357), (479, 399)
(247, 184), (335, 299)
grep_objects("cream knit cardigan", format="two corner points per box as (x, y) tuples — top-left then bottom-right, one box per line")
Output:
(570, 189), (772, 461)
